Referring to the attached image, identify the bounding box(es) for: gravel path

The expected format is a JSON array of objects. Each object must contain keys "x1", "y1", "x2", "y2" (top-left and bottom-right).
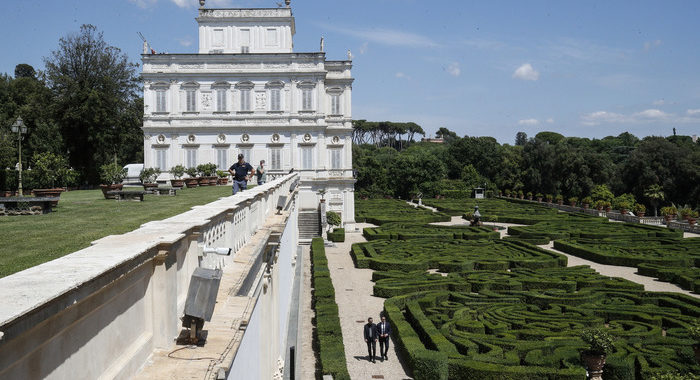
[
  {"x1": 325, "y1": 224, "x2": 413, "y2": 380},
  {"x1": 538, "y1": 241, "x2": 699, "y2": 298}
]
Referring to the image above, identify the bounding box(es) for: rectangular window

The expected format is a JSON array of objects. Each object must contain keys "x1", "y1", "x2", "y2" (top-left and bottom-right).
[
  {"x1": 155, "y1": 148, "x2": 167, "y2": 172},
  {"x1": 240, "y1": 29, "x2": 250, "y2": 52},
  {"x1": 213, "y1": 29, "x2": 224, "y2": 47},
  {"x1": 156, "y1": 90, "x2": 166, "y2": 112},
  {"x1": 217, "y1": 89, "x2": 227, "y2": 112},
  {"x1": 270, "y1": 148, "x2": 281, "y2": 170},
  {"x1": 186, "y1": 148, "x2": 198, "y2": 169},
  {"x1": 217, "y1": 149, "x2": 227, "y2": 171},
  {"x1": 186, "y1": 89, "x2": 196, "y2": 112},
  {"x1": 240, "y1": 89, "x2": 251, "y2": 111},
  {"x1": 302, "y1": 88, "x2": 313, "y2": 111},
  {"x1": 301, "y1": 146, "x2": 313, "y2": 170},
  {"x1": 270, "y1": 88, "x2": 281, "y2": 111},
  {"x1": 239, "y1": 148, "x2": 251, "y2": 163},
  {"x1": 266, "y1": 28, "x2": 278, "y2": 46},
  {"x1": 329, "y1": 148, "x2": 342, "y2": 169},
  {"x1": 331, "y1": 94, "x2": 340, "y2": 115}
]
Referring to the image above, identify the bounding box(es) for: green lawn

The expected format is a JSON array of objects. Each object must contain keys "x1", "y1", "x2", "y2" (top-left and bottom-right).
[{"x1": 0, "y1": 185, "x2": 233, "y2": 278}]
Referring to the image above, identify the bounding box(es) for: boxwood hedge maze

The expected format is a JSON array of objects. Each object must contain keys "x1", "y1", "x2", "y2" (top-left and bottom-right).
[{"x1": 353, "y1": 198, "x2": 700, "y2": 379}]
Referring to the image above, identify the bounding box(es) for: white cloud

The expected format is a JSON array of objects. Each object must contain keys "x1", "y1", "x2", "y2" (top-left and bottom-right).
[
  {"x1": 512, "y1": 63, "x2": 539, "y2": 81},
  {"x1": 635, "y1": 109, "x2": 668, "y2": 119},
  {"x1": 129, "y1": 0, "x2": 158, "y2": 8},
  {"x1": 446, "y1": 62, "x2": 460, "y2": 77},
  {"x1": 652, "y1": 99, "x2": 666, "y2": 106},
  {"x1": 317, "y1": 23, "x2": 440, "y2": 48},
  {"x1": 687, "y1": 109, "x2": 700, "y2": 115},
  {"x1": 581, "y1": 111, "x2": 628, "y2": 126},
  {"x1": 643, "y1": 39, "x2": 662, "y2": 51},
  {"x1": 545, "y1": 118, "x2": 554, "y2": 124},
  {"x1": 395, "y1": 72, "x2": 410, "y2": 79},
  {"x1": 359, "y1": 42, "x2": 368, "y2": 54},
  {"x1": 518, "y1": 118, "x2": 539, "y2": 126},
  {"x1": 178, "y1": 37, "x2": 193, "y2": 47}
]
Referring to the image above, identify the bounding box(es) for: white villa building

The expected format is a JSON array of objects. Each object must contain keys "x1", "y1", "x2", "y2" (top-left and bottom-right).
[{"x1": 142, "y1": 0, "x2": 355, "y2": 228}]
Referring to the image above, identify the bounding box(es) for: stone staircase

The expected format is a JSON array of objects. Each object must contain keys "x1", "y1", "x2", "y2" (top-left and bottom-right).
[{"x1": 298, "y1": 209, "x2": 320, "y2": 243}]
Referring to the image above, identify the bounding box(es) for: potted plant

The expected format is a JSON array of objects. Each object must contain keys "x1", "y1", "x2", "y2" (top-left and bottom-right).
[
  {"x1": 689, "y1": 320, "x2": 700, "y2": 363},
  {"x1": 185, "y1": 167, "x2": 199, "y2": 188},
  {"x1": 206, "y1": 163, "x2": 218, "y2": 185},
  {"x1": 604, "y1": 201, "x2": 612, "y2": 213},
  {"x1": 661, "y1": 206, "x2": 678, "y2": 223},
  {"x1": 216, "y1": 170, "x2": 229, "y2": 185},
  {"x1": 582, "y1": 196, "x2": 593, "y2": 209},
  {"x1": 99, "y1": 162, "x2": 127, "y2": 199},
  {"x1": 555, "y1": 194, "x2": 563, "y2": 205},
  {"x1": 139, "y1": 167, "x2": 161, "y2": 191},
  {"x1": 633, "y1": 203, "x2": 646, "y2": 217},
  {"x1": 526, "y1": 191, "x2": 533, "y2": 200},
  {"x1": 568, "y1": 196, "x2": 578, "y2": 207},
  {"x1": 30, "y1": 152, "x2": 78, "y2": 205},
  {"x1": 170, "y1": 165, "x2": 186, "y2": 188},
  {"x1": 545, "y1": 194, "x2": 553, "y2": 203},
  {"x1": 689, "y1": 210, "x2": 698, "y2": 226},
  {"x1": 536, "y1": 192, "x2": 543, "y2": 202},
  {"x1": 504, "y1": 189, "x2": 511, "y2": 198},
  {"x1": 580, "y1": 328, "x2": 614, "y2": 380},
  {"x1": 679, "y1": 207, "x2": 692, "y2": 221},
  {"x1": 617, "y1": 200, "x2": 632, "y2": 215},
  {"x1": 517, "y1": 190, "x2": 524, "y2": 199}
]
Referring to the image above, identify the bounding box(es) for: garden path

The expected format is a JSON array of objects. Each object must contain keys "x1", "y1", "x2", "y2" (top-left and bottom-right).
[
  {"x1": 426, "y1": 215, "x2": 700, "y2": 298},
  {"x1": 538, "y1": 242, "x2": 699, "y2": 298},
  {"x1": 325, "y1": 224, "x2": 413, "y2": 380}
]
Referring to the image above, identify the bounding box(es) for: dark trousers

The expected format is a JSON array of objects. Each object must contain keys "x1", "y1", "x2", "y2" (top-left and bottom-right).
[
  {"x1": 379, "y1": 336, "x2": 390, "y2": 356},
  {"x1": 366, "y1": 339, "x2": 376, "y2": 359}
]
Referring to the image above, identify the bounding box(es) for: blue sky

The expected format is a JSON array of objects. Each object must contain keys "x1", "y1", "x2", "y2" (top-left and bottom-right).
[{"x1": 2, "y1": 0, "x2": 700, "y2": 143}]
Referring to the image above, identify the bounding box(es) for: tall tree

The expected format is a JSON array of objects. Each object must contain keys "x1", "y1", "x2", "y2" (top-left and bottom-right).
[
  {"x1": 44, "y1": 24, "x2": 141, "y2": 184},
  {"x1": 515, "y1": 131, "x2": 528, "y2": 146}
]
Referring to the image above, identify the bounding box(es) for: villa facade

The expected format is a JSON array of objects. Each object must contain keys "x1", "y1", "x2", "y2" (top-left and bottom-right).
[{"x1": 141, "y1": 3, "x2": 355, "y2": 227}]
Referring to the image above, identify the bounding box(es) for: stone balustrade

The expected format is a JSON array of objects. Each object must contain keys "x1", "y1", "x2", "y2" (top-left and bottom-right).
[{"x1": 0, "y1": 173, "x2": 299, "y2": 380}]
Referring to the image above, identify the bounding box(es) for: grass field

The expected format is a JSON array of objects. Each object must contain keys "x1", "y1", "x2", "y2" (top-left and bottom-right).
[{"x1": 0, "y1": 185, "x2": 232, "y2": 278}]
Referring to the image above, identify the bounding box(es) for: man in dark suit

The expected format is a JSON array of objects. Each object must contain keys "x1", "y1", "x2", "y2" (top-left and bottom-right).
[
  {"x1": 377, "y1": 315, "x2": 392, "y2": 360},
  {"x1": 363, "y1": 317, "x2": 378, "y2": 363}
]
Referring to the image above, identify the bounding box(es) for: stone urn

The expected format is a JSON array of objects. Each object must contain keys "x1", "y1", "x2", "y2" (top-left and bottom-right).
[
  {"x1": 581, "y1": 352, "x2": 606, "y2": 380},
  {"x1": 32, "y1": 188, "x2": 64, "y2": 207},
  {"x1": 100, "y1": 184, "x2": 123, "y2": 199},
  {"x1": 170, "y1": 179, "x2": 185, "y2": 188}
]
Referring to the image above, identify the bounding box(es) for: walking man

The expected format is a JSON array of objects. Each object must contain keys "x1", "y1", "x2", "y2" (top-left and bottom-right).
[
  {"x1": 363, "y1": 317, "x2": 378, "y2": 363},
  {"x1": 228, "y1": 153, "x2": 253, "y2": 195},
  {"x1": 377, "y1": 315, "x2": 392, "y2": 361},
  {"x1": 256, "y1": 160, "x2": 267, "y2": 185}
]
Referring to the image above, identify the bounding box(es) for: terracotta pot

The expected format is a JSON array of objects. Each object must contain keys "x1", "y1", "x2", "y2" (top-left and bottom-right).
[
  {"x1": 569, "y1": 202, "x2": 576, "y2": 207},
  {"x1": 185, "y1": 178, "x2": 199, "y2": 188},
  {"x1": 519, "y1": 195, "x2": 524, "y2": 199},
  {"x1": 537, "y1": 197, "x2": 542, "y2": 202},
  {"x1": 620, "y1": 209, "x2": 628, "y2": 215},
  {"x1": 581, "y1": 352, "x2": 606, "y2": 380},
  {"x1": 557, "y1": 200, "x2": 563, "y2": 205},
  {"x1": 690, "y1": 218, "x2": 697, "y2": 226},
  {"x1": 0, "y1": 191, "x2": 12, "y2": 197},
  {"x1": 197, "y1": 177, "x2": 210, "y2": 186},
  {"x1": 208, "y1": 176, "x2": 217, "y2": 186},
  {"x1": 217, "y1": 178, "x2": 229, "y2": 185},
  {"x1": 32, "y1": 188, "x2": 64, "y2": 206},
  {"x1": 636, "y1": 212, "x2": 645, "y2": 217},
  {"x1": 605, "y1": 207, "x2": 612, "y2": 212},
  {"x1": 527, "y1": 196, "x2": 533, "y2": 200},
  {"x1": 170, "y1": 179, "x2": 185, "y2": 188},
  {"x1": 583, "y1": 204, "x2": 590, "y2": 209},
  {"x1": 143, "y1": 183, "x2": 158, "y2": 192},
  {"x1": 100, "y1": 184, "x2": 123, "y2": 199}
]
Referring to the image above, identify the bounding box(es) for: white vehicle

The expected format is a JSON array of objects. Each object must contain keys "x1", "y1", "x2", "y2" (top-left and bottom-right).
[{"x1": 122, "y1": 163, "x2": 144, "y2": 185}]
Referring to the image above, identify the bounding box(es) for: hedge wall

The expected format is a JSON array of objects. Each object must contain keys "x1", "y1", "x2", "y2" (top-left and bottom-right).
[{"x1": 310, "y1": 238, "x2": 350, "y2": 380}]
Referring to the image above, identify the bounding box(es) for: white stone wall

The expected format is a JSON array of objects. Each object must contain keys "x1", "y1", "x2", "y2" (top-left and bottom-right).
[{"x1": 0, "y1": 174, "x2": 299, "y2": 380}]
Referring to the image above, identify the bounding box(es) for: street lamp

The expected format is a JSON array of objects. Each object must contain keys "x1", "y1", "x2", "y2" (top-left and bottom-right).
[{"x1": 11, "y1": 117, "x2": 28, "y2": 197}]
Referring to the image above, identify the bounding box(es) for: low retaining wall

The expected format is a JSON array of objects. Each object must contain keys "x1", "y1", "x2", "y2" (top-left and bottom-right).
[{"x1": 0, "y1": 173, "x2": 298, "y2": 380}]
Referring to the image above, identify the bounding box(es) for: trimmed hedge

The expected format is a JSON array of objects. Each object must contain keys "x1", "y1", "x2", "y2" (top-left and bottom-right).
[
  {"x1": 310, "y1": 238, "x2": 350, "y2": 380},
  {"x1": 363, "y1": 222, "x2": 500, "y2": 241},
  {"x1": 356, "y1": 198, "x2": 451, "y2": 225},
  {"x1": 327, "y1": 228, "x2": 345, "y2": 242}
]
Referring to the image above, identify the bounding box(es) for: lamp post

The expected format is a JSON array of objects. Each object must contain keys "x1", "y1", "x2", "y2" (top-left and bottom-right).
[{"x1": 11, "y1": 117, "x2": 28, "y2": 197}]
